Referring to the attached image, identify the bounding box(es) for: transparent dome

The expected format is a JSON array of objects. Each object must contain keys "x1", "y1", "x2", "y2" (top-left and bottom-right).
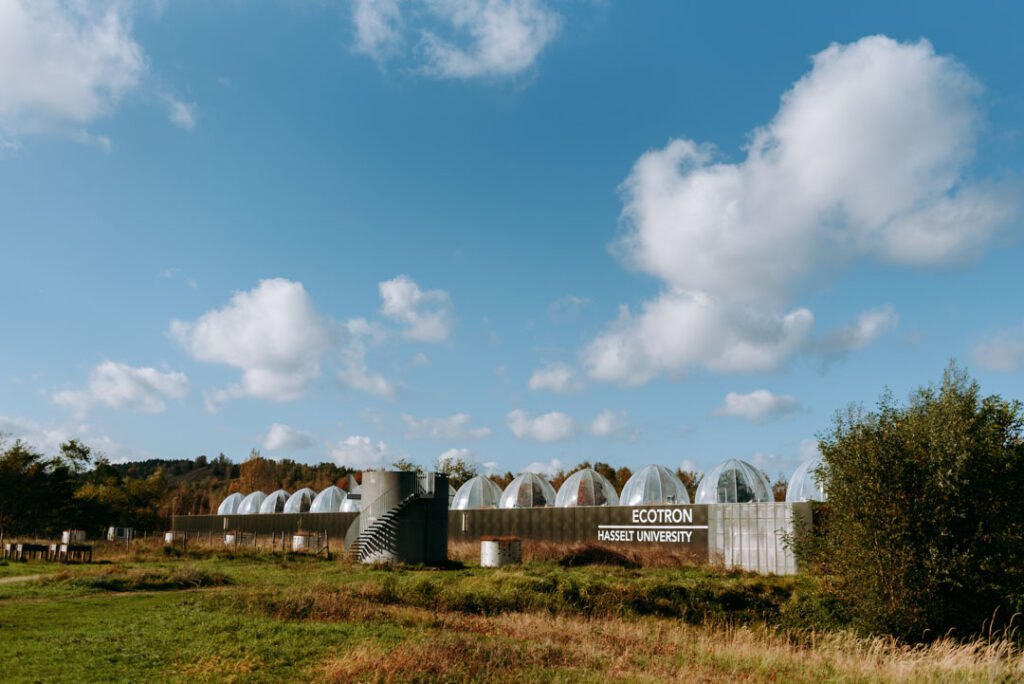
[
  {"x1": 340, "y1": 496, "x2": 360, "y2": 513},
  {"x1": 620, "y1": 464, "x2": 690, "y2": 506},
  {"x1": 786, "y1": 454, "x2": 827, "y2": 502},
  {"x1": 310, "y1": 486, "x2": 347, "y2": 513},
  {"x1": 555, "y1": 468, "x2": 619, "y2": 507},
  {"x1": 694, "y1": 459, "x2": 771, "y2": 504},
  {"x1": 283, "y1": 488, "x2": 317, "y2": 513},
  {"x1": 237, "y1": 491, "x2": 266, "y2": 515},
  {"x1": 451, "y1": 475, "x2": 502, "y2": 510},
  {"x1": 217, "y1": 492, "x2": 244, "y2": 515},
  {"x1": 259, "y1": 489, "x2": 291, "y2": 514},
  {"x1": 499, "y1": 472, "x2": 556, "y2": 508}
]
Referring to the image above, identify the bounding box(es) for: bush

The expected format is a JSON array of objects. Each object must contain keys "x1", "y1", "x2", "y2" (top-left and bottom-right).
[{"x1": 800, "y1": 364, "x2": 1024, "y2": 640}]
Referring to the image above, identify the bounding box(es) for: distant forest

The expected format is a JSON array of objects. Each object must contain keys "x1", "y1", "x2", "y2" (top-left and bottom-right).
[{"x1": 0, "y1": 435, "x2": 786, "y2": 539}]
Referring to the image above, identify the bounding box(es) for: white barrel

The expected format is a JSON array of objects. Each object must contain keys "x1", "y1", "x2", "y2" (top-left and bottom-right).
[
  {"x1": 292, "y1": 534, "x2": 314, "y2": 551},
  {"x1": 480, "y1": 538, "x2": 522, "y2": 567},
  {"x1": 224, "y1": 534, "x2": 236, "y2": 546},
  {"x1": 164, "y1": 531, "x2": 185, "y2": 544}
]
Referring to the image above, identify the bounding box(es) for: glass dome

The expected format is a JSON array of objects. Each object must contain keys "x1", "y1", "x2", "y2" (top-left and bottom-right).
[
  {"x1": 259, "y1": 489, "x2": 291, "y2": 514},
  {"x1": 448, "y1": 484, "x2": 456, "y2": 507},
  {"x1": 694, "y1": 459, "x2": 771, "y2": 504},
  {"x1": 555, "y1": 468, "x2": 619, "y2": 507},
  {"x1": 451, "y1": 475, "x2": 502, "y2": 510},
  {"x1": 217, "y1": 492, "x2": 244, "y2": 515},
  {"x1": 340, "y1": 496, "x2": 360, "y2": 513},
  {"x1": 310, "y1": 486, "x2": 347, "y2": 513},
  {"x1": 499, "y1": 472, "x2": 556, "y2": 508},
  {"x1": 619, "y1": 464, "x2": 690, "y2": 506},
  {"x1": 283, "y1": 488, "x2": 317, "y2": 513},
  {"x1": 237, "y1": 491, "x2": 266, "y2": 515},
  {"x1": 786, "y1": 454, "x2": 827, "y2": 502}
]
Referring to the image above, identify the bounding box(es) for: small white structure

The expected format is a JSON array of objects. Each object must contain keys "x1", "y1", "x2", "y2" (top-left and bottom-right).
[
  {"x1": 451, "y1": 475, "x2": 503, "y2": 510},
  {"x1": 481, "y1": 538, "x2": 522, "y2": 567},
  {"x1": 695, "y1": 458, "x2": 772, "y2": 504},
  {"x1": 61, "y1": 530, "x2": 86, "y2": 544},
  {"x1": 217, "y1": 492, "x2": 244, "y2": 515},
  {"x1": 310, "y1": 486, "x2": 347, "y2": 513},
  {"x1": 224, "y1": 533, "x2": 237, "y2": 546},
  {"x1": 619, "y1": 464, "x2": 690, "y2": 506},
  {"x1": 237, "y1": 491, "x2": 267, "y2": 515},
  {"x1": 292, "y1": 534, "x2": 315, "y2": 551},
  {"x1": 107, "y1": 526, "x2": 133, "y2": 541},
  {"x1": 165, "y1": 531, "x2": 185, "y2": 544},
  {"x1": 259, "y1": 489, "x2": 291, "y2": 514},
  {"x1": 555, "y1": 468, "x2": 619, "y2": 507},
  {"x1": 786, "y1": 453, "x2": 827, "y2": 502},
  {"x1": 283, "y1": 488, "x2": 317, "y2": 513},
  {"x1": 498, "y1": 473, "x2": 556, "y2": 508}
]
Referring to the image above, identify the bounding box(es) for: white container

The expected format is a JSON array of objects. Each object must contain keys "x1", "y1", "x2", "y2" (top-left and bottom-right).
[
  {"x1": 292, "y1": 534, "x2": 314, "y2": 551},
  {"x1": 224, "y1": 534, "x2": 236, "y2": 546},
  {"x1": 62, "y1": 530, "x2": 86, "y2": 544},
  {"x1": 165, "y1": 531, "x2": 185, "y2": 544},
  {"x1": 481, "y1": 538, "x2": 522, "y2": 567}
]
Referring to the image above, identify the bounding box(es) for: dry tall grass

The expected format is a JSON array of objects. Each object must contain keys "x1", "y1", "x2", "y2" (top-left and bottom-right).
[{"x1": 317, "y1": 605, "x2": 1024, "y2": 683}]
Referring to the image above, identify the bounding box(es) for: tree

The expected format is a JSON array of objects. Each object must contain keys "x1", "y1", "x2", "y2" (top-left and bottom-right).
[
  {"x1": 391, "y1": 458, "x2": 422, "y2": 473},
  {"x1": 801, "y1": 363, "x2": 1024, "y2": 640},
  {"x1": 771, "y1": 475, "x2": 788, "y2": 502},
  {"x1": 676, "y1": 469, "x2": 702, "y2": 502},
  {"x1": 434, "y1": 454, "x2": 477, "y2": 489}
]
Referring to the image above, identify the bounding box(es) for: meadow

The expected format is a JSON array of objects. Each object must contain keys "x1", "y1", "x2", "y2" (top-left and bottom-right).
[{"x1": 1, "y1": 540, "x2": 1022, "y2": 683}]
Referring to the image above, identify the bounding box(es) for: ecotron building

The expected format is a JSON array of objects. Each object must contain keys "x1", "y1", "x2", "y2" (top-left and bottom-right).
[{"x1": 173, "y1": 457, "x2": 817, "y2": 574}]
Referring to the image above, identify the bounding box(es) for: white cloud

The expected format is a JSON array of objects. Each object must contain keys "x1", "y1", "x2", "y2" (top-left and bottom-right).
[
  {"x1": 522, "y1": 457, "x2": 564, "y2": 478},
  {"x1": 53, "y1": 361, "x2": 188, "y2": 418},
  {"x1": 162, "y1": 93, "x2": 196, "y2": 130},
  {"x1": 262, "y1": 423, "x2": 316, "y2": 451},
  {"x1": 329, "y1": 435, "x2": 401, "y2": 469},
  {"x1": 352, "y1": 0, "x2": 402, "y2": 60},
  {"x1": 505, "y1": 409, "x2": 576, "y2": 442},
  {"x1": 0, "y1": 414, "x2": 148, "y2": 462},
  {"x1": 588, "y1": 409, "x2": 628, "y2": 437},
  {"x1": 170, "y1": 278, "x2": 336, "y2": 409},
  {"x1": 713, "y1": 389, "x2": 802, "y2": 421},
  {"x1": 438, "y1": 447, "x2": 498, "y2": 475},
  {"x1": 798, "y1": 438, "x2": 822, "y2": 462},
  {"x1": 337, "y1": 317, "x2": 397, "y2": 399},
  {"x1": 586, "y1": 36, "x2": 1016, "y2": 386},
  {"x1": 352, "y1": 0, "x2": 561, "y2": 80},
  {"x1": 379, "y1": 275, "x2": 453, "y2": 342},
  {"x1": 403, "y1": 413, "x2": 492, "y2": 440},
  {"x1": 547, "y1": 295, "x2": 591, "y2": 322},
  {"x1": 528, "y1": 361, "x2": 585, "y2": 394},
  {"x1": 0, "y1": 1, "x2": 193, "y2": 143},
  {"x1": 584, "y1": 293, "x2": 815, "y2": 386},
  {"x1": 411, "y1": 352, "x2": 430, "y2": 366},
  {"x1": 815, "y1": 306, "x2": 899, "y2": 361},
  {"x1": 970, "y1": 328, "x2": 1024, "y2": 372}
]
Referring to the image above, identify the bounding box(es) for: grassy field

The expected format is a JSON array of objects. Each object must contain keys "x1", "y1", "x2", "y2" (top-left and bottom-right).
[{"x1": 1, "y1": 543, "x2": 1022, "y2": 682}]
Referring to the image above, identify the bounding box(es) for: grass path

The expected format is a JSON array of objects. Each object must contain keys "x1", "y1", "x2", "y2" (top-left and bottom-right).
[{"x1": 0, "y1": 574, "x2": 43, "y2": 584}]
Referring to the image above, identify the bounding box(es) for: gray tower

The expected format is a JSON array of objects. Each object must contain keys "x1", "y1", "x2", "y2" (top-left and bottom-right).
[{"x1": 345, "y1": 471, "x2": 448, "y2": 564}]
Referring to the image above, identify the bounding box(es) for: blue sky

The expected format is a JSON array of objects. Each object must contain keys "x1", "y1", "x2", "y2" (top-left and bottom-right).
[{"x1": 1, "y1": 0, "x2": 1022, "y2": 480}]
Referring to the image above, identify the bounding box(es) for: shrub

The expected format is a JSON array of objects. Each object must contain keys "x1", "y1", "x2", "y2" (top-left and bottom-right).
[{"x1": 800, "y1": 364, "x2": 1024, "y2": 640}]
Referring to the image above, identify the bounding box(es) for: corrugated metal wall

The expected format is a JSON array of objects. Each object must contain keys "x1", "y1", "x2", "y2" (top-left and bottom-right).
[
  {"x1": 707, "y1": 503, "x2": 810, "y2": 575},
  {"x1": 174, "y1": 512, "x2": 357, "y2": 538}
]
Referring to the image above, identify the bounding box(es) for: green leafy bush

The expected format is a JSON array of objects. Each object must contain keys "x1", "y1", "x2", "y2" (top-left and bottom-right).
[{"x1": 799, "y1": 364, "x2": 1024, "y2": 640}]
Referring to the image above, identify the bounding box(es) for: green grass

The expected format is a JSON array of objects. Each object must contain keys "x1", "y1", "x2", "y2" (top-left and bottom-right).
[{"x1": 1, "y1": 549, "x2": 1021, "y2": 682}]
